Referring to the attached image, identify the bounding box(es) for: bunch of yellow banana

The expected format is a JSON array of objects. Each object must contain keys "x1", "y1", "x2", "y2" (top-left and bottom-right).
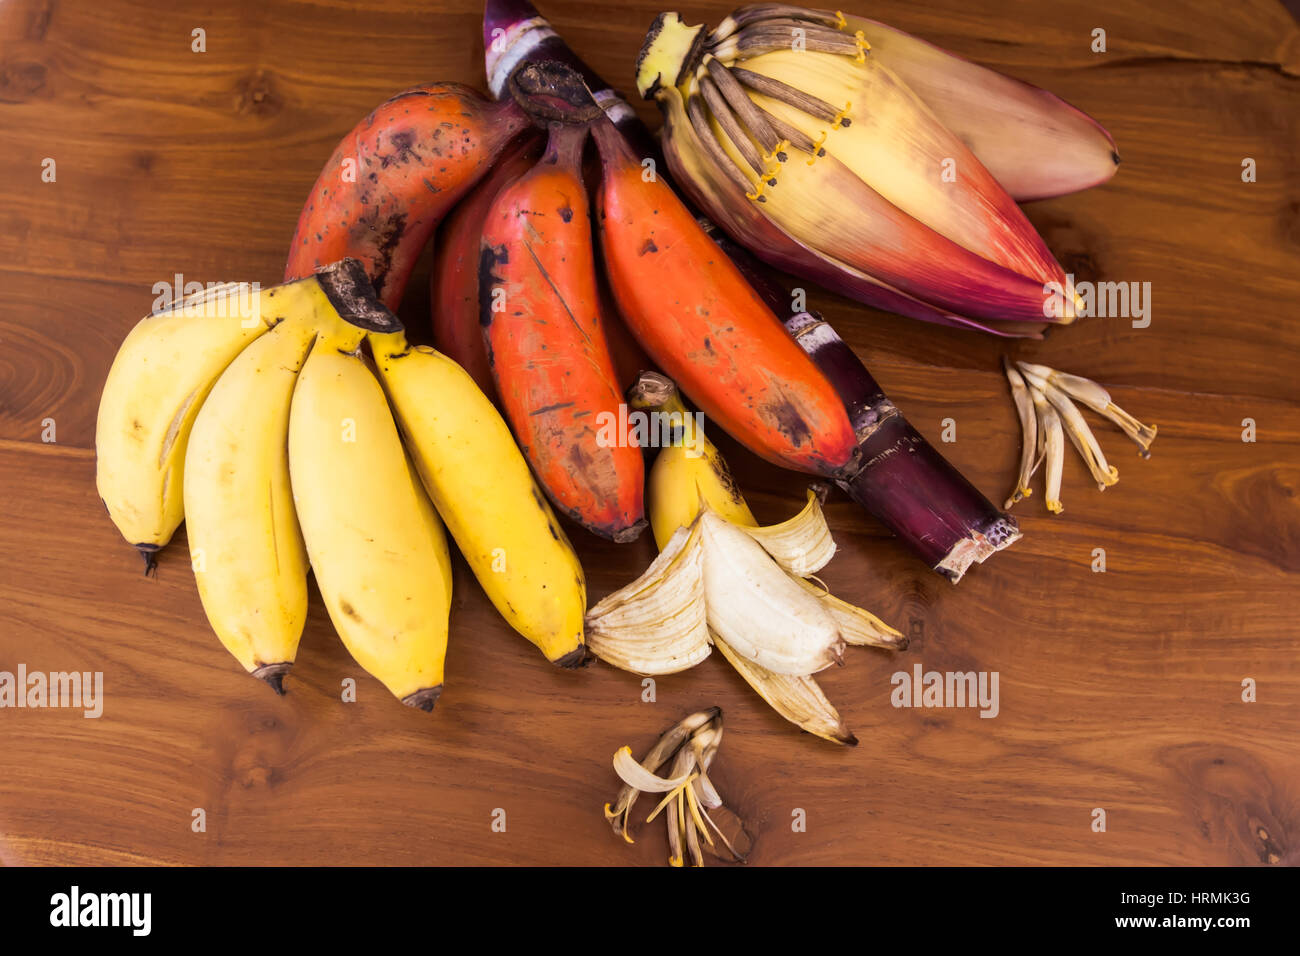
[
  {"x1": 585, "y1": 373, "x2": 906, "y2": 744},
  {"x1": 95, "y1": 259, "x2": 586, "y2": 708},
  {"x1": 1002, "y1": 360, "x2": 1158, "y2": 514}
]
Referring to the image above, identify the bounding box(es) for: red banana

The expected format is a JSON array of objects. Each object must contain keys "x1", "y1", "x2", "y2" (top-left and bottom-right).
[
  {"x1": 285, "y1": 83, "x2": 529, "y2": 308},
  {"x1": 479, "y1": 121, "x2": 646, "y2": 542},
  {"x1": 592, "y1": 119, "x2": 857, "y2": 477}
]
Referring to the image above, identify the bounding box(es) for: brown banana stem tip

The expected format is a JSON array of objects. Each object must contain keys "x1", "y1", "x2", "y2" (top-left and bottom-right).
[
  {"x1": 315, "y1": 259, "x2": 404, "y2": 333},
  {"x1": 508, "y1": 60, "x2": 604, "y2": 124},
  {"x1": 135, "y1": 544, "x2": 160, "y2": 577},
  {"x1": 401, "y1": 686, "x2": 443, "y2": 712},
  {"x1": 553, "y1": 647, "x2": 594, "y2": 669},
  {"x1": 251, "y1": 662, "x2": 292, "y2": 696},
  {"x1": 626, "y1": 370, "x2": 677, "y2": 410},
  {"x1": 611, "y1": 519, "x2": 650, "y2": 544}
]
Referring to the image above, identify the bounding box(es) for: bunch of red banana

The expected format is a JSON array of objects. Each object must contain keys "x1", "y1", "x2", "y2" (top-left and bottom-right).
[{"x1": 285, "y1": 53, "x2": 857, "y2": 545}]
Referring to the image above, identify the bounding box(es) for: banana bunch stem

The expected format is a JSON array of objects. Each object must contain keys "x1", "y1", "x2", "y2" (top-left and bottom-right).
[{"x1": 709, "y1": 225, "x2": 1021, "y2": 583}]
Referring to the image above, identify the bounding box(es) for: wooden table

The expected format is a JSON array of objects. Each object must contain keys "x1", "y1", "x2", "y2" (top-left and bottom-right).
[{"x1": 1, "y1": 0, "x2": 1297, "y2": 866}]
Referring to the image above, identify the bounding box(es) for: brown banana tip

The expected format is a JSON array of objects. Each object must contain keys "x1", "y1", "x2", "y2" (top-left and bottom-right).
[
  {"x1": 508, "y1": 60, "x2": 603, "y2": 123},
  {"x1": 316, "y1": 258, "x2": 403, "y2": 334},
  {"x1": 829, "y1": 446, "x2": 866, "y2": 483},
  {"x1": 626, "y1": 370, "x2": 676, "y2": 408},
  {"x1": 611, "y1": 519, "x2": 649, "y2": 544},
  {"x1": 401, "y1": 686, "x2": 443, "y2": 712},
  {"x1": 842, "y1": 732, "x2": 859, "y2": 747},
  {"x1": 135, "y1": 544, "x2": 160, "y2": 577},
  {"x1": 1112, "y1": 150, "x2": 1122, "y2": 167},
  {"x1": 552, "y1": 647, "x2": 593, "y2": 669},
  {"x1": 251, "y1": 662, "x2": 292, "y2": 696}
]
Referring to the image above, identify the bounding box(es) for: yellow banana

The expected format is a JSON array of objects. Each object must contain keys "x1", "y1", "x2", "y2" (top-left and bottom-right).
[
  {"x1": 629, "y1": 371, "x2": 755, "y2": 550},
  {"x1": 288, "y1": 338, "x2": 452, "y2": 709},
  {"x1": 181, "y1": 281, "x2": 344, "y2": 693},
  {"x1": 698, "y1": 509, "x2": 845, "y2": 676},
  {"x1": 95, "y1": 279, "x2": 309, "y2": 567},
  {"x1": 368, "y1": 331, "x2": 586, "y2": 666}
]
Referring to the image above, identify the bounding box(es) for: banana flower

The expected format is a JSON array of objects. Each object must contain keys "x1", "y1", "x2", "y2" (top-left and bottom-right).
[{"x1": 635, "y1": 6, "x2": 1119, "y2": 337}]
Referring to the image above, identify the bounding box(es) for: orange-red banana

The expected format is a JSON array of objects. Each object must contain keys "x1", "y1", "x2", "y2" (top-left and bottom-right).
[
  {"x1": 591, "y1": 119, "x2": 857, "y2": 476},
  {"x1": 433, "y1": 134, "x2": 652, "y2": 400},
  {"x1": 479, "y1": 121, "x2": 646, "y2": 542},
  {"x1": 431, "y1": 134, "x2": 543, "y2": 401},
  {"x1": 596, "y1": 262, "x2": 655, "y2": 393},
  {"x1": 285, "y1": 83, "x2": 529, "y2": 308}
]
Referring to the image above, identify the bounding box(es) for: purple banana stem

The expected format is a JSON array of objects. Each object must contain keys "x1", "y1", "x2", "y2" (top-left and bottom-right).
[
  {"x1": 485, "y1": 0, "x2": 649, "y2": 148},
  {"x1": 712, "y1": 226, "x2": 1021, "y2": 581}
]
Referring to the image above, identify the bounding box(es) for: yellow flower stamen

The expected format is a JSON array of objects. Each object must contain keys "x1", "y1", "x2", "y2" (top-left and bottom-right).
[
  {"x1": 832, "y1": 102, "x2": 852, "y2": 128},
  {"x1": 807, "y1": 130, "x2": 827, "y2": 166},
  {"x1": 645, "y1": 773, "x2": 698, "y2": 824},
  {"x1": 603, "y1": 801, "x2": 636, "y2": 844},
  {"x1": 762, "y1": 138, "x2": 791, "y2": 166},
  {"x1": 834, "y1": 10, "x2": 847, "y2": 30},
  {"x1": 684, "y1": 784, "x2": 714, "y2": 847},
  {"x1": 854, "y1": 30, "x2": 870, "y2": 60}
]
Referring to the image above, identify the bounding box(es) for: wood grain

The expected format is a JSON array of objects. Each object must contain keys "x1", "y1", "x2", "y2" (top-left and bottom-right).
[{"x1": 0, "y1": 0, "x2": 1297, "y2": 866}]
